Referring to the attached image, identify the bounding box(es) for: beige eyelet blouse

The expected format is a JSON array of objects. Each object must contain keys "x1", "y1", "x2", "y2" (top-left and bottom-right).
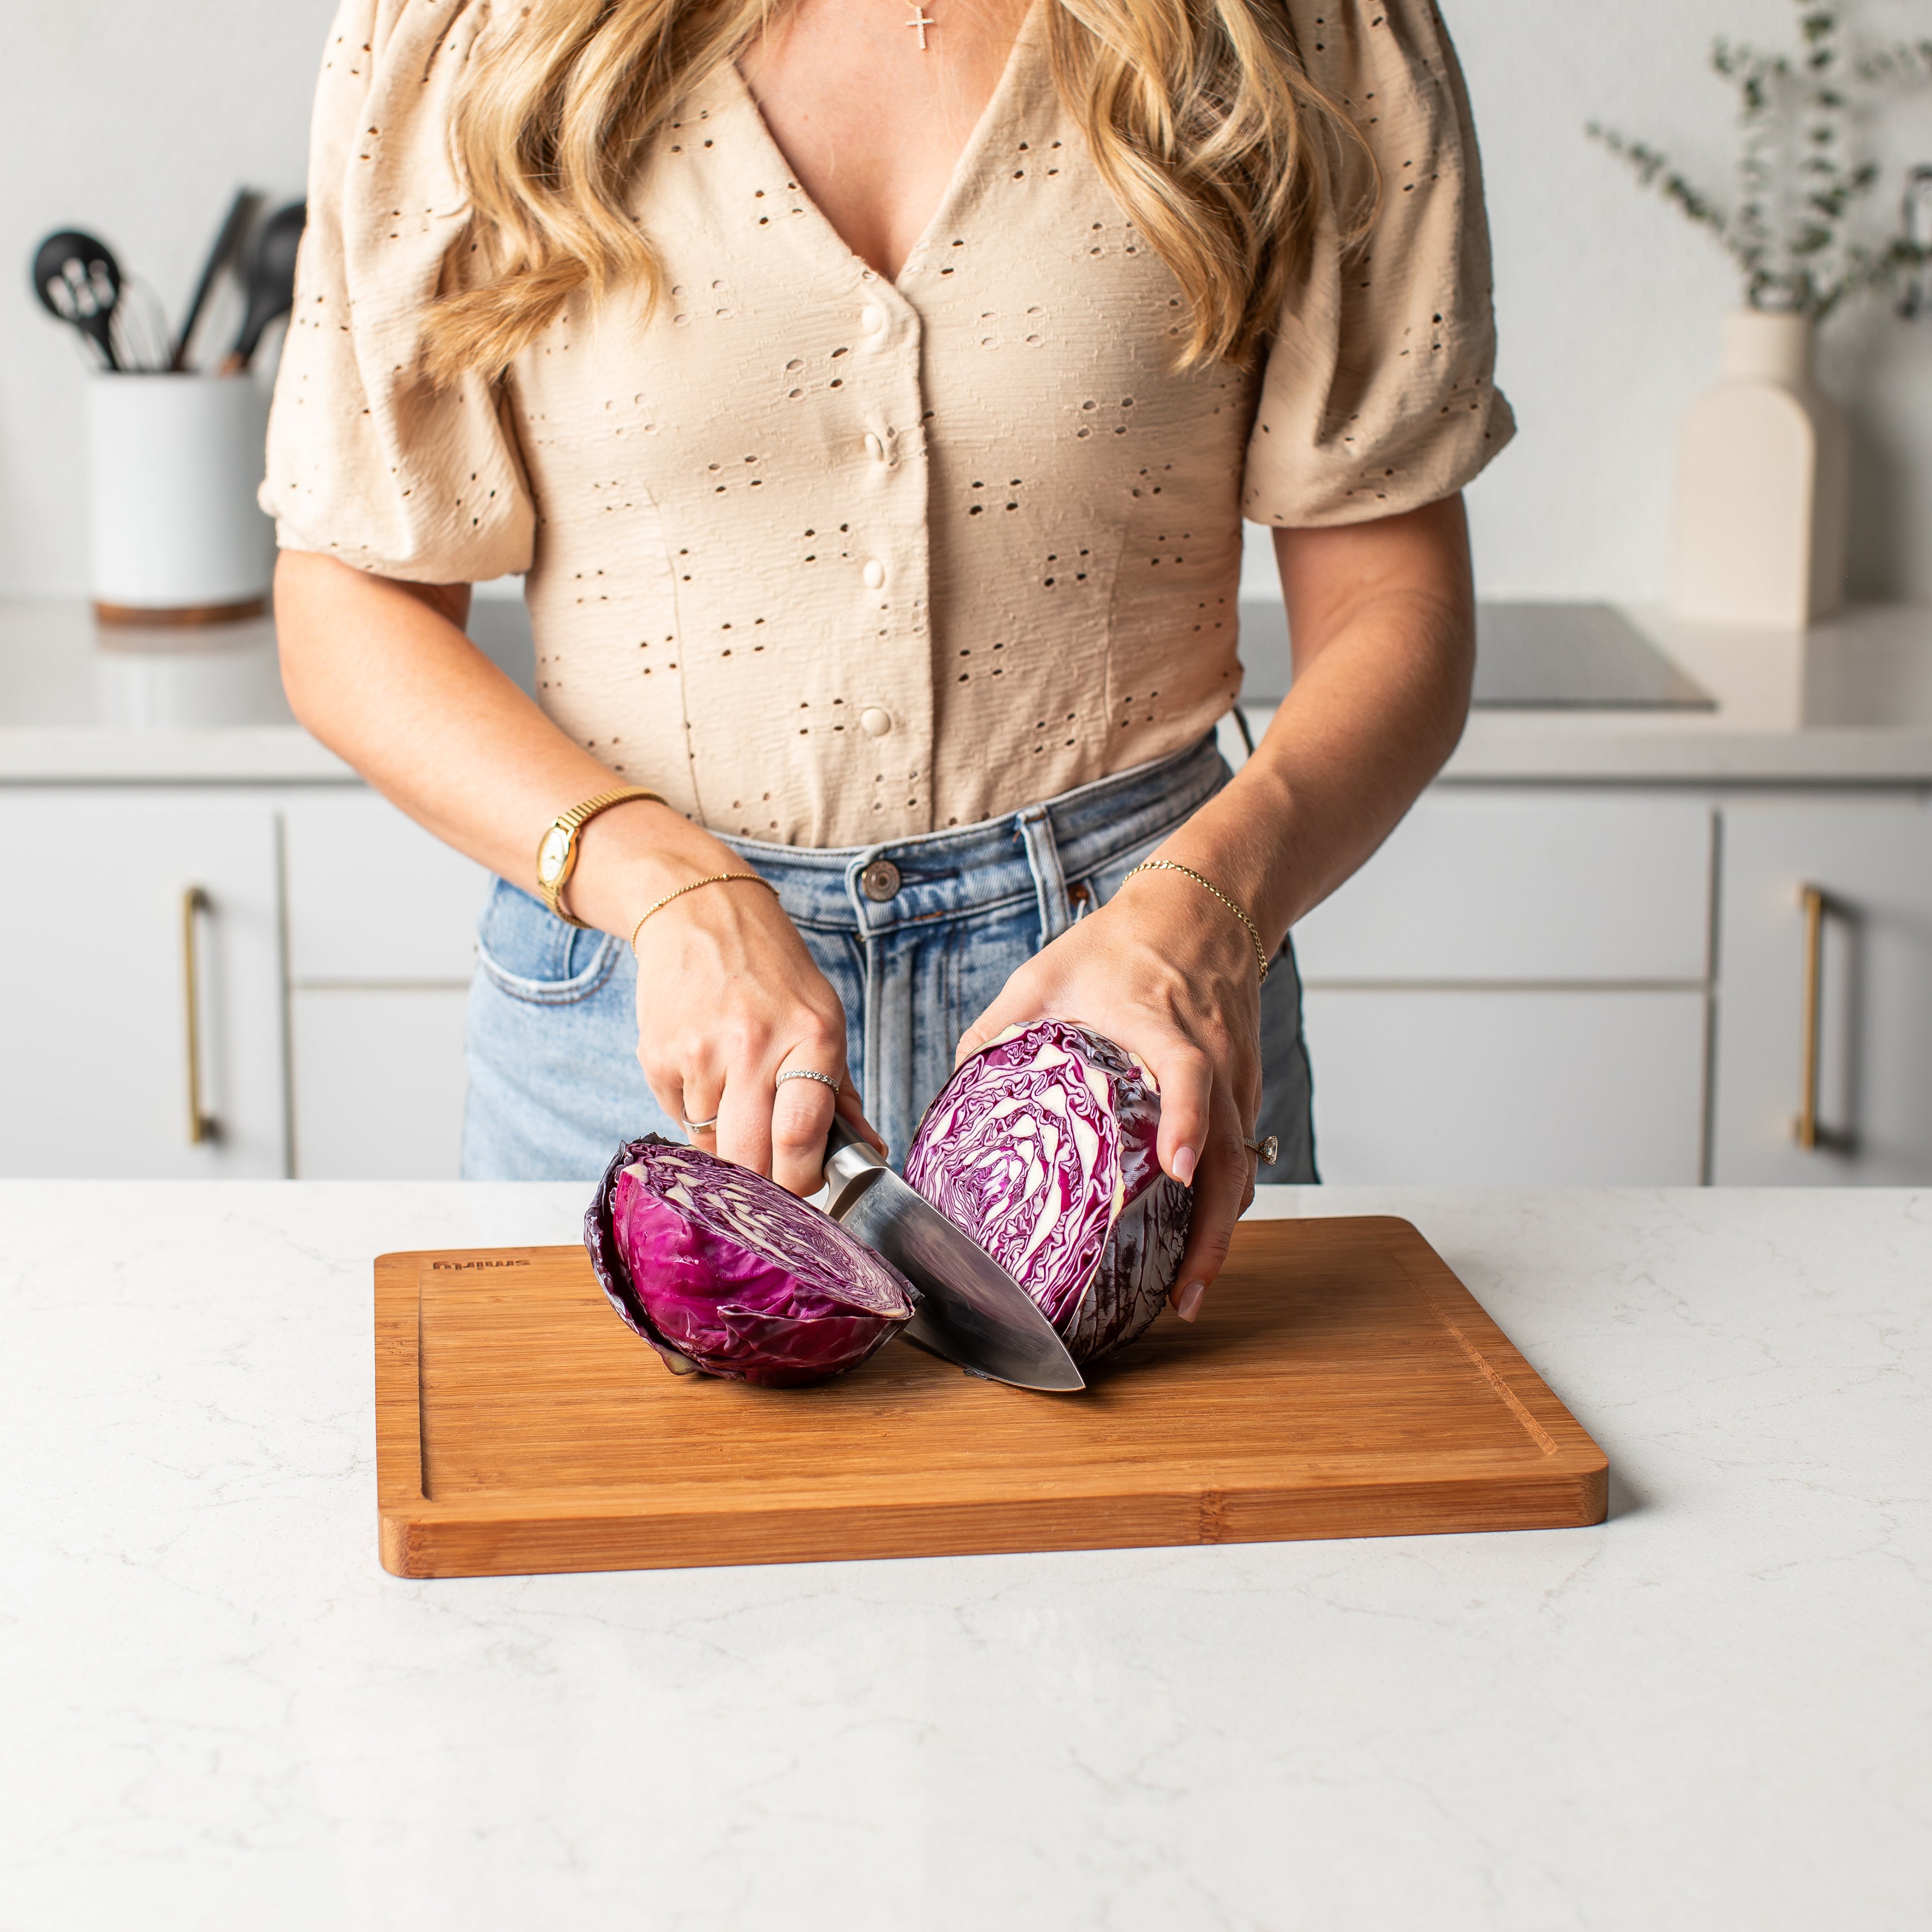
[{"x1": 263, "y1": 0, "x2": 1513, "y2": 848}]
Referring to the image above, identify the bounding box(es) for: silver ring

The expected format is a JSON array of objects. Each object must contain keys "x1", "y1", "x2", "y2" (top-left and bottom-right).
[
  {"x1": 775, "y1": 1069, "x2": 841, "y2": 1097},
  {"x1": 1244, "y1": 1135, "x2": 1279, "y2": 1166},
  {"x1": 681, "y1": 1115, "x2": 718, "y2": 1134}
]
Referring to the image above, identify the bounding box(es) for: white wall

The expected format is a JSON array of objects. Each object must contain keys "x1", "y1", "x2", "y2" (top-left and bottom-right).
[
  {"x1": 5, "y1": 0, "x2": 1931, "y2": 603},
  {"x1": 1450, "y1": 0, "x2": 1932, "y2": 606},
  {"x1": 1, "y1": 0, "x2": 336, "y2": 596}
]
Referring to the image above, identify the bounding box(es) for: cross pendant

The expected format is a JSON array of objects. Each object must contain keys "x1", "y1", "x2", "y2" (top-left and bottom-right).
[{"x1": 905, "y1": 4, "x2": 934, "y2": 50}]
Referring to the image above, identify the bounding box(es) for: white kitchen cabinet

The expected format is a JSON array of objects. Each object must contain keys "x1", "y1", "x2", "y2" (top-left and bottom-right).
[
  {"x1": 0, "y1": 786, "x2": 485, "y2": 1181},
  {"x1": 1304, "y1": 987, "x2": 1708, "y2": 1184},
  {"x1": 281, "y1": 792, "x2": 486, "y2": 1179},
  {"x1": 1294, "y1": 793, "x2": 1714, "y2": 984},
  {"x1": 290, "y1": 987, "x2": 471, "y2": 1179},
  {"x1": 282, "y1": 793, "x2": 490, "y2": 983},
  {"x1": 1291, "y1": 789, "x2": 1714, "y2": 1184},
  {"x1": 0, "y1": 790, "x2": 286, "y2": 1176},
  {"x1": 1712, "y1": 798, "x2": 1932, "y2": 1184}
]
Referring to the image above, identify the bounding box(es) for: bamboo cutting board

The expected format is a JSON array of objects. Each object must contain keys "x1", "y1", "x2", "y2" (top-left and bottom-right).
[{"x1": 375, "y1": 1216, "x2": 1606, "y2": 1578}]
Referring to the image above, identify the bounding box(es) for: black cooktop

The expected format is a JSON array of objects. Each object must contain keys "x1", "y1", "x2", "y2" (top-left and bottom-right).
[
  {"x1": 1236, "y1": 600, "x2": 1715, "y2": 711},
  {"x1": 1471, "y1": 603, "x2": 1714, "y2": 710}
]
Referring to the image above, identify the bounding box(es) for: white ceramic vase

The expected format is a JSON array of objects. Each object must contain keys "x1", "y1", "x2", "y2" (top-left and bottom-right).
[
  {"x1": 86, "y1": 373, "x2": 276, "y2": 624},
  {"x1": 1670, "y1": 309, "x2": 1849, "y2": 630}
]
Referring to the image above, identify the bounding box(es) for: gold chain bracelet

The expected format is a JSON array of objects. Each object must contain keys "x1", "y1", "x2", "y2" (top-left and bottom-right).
[
  {"x1": 629, "y1": 872, "x2": 777, "y2": 955},
  {"x1": 1120, "y1": 859, "x2": 1271, "y2": 986}
]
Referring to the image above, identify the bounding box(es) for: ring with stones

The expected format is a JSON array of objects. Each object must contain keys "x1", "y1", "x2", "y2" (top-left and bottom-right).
[
  {"x1": 1244, "y1": 1135, "x2": 1279, "y2": 1166},
  {"x1": 775, "y1": 1069, "x2": 841, "y2": 1098}
]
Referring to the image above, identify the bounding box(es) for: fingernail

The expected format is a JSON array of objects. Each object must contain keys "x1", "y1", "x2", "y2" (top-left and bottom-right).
[
  {"x1": 1172, "y1": 1146, "x2": 1197, "y2": 1187},
  {"x1": 1174, "y1": 1279, "x2": 1206, "y2": 1323}
]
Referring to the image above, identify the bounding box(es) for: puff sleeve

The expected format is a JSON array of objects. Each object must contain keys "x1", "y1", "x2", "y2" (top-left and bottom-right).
[
  {"x1": 261, "y1": 0, "x2": 535, "y2": 582},
  {"x1": 1242, "y1": 0, "x2": 1514, "y2": 526}
]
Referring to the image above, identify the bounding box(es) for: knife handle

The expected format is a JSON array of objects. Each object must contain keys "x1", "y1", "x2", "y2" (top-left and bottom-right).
[{"x1": 822, "y1": 1112, "x2": 887, "y2": 1217}]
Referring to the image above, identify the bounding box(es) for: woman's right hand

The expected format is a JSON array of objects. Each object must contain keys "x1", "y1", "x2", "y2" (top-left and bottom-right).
[
  {"x1": 572, "y1": 804, "x2": 880, "y2": 1196},
  {"x1": 629, "y1": 870, "x2": 879, "y2": 1195},
  {"x1": 271, "y1": 559, "x2": 878, "y2": 1194}
]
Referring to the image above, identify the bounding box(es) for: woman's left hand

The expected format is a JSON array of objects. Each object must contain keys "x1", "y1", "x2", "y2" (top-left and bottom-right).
[{"x1": 953, "y1": 864, "x2": 1265, "y2": 1323}]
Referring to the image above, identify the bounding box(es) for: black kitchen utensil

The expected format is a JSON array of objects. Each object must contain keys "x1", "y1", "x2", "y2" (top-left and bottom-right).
[
  {"x1": 173, "y1": 187, "x2": 264, "y2": 371},
  {"x1": 220, "y1": 201, "x2": 306, "y2": 374},
  {"x1": 1900, "y1": 167, "x2": 1932, "y2": 322},
  {"x1": 31, "y1": 229, "x2": 123, "y2": 371}
]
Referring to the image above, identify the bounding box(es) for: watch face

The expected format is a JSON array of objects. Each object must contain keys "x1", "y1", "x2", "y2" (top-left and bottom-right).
[{"x1": 537, "y1": 827, "x2": 571, "y2": 885}]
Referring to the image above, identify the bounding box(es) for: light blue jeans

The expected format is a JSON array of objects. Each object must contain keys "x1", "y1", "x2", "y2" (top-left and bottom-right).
[{"x1": 461, "y1": 734, "x2": 1317, "y2": 1182}]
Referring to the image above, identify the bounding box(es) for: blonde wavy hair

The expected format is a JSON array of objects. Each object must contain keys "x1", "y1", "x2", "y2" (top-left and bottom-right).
[{"x1": 424, "y1": 0, "x2": 1366, "y2": 384}]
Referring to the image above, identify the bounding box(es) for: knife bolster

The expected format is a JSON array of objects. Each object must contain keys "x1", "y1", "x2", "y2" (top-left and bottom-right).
[{"x1": 823, "y1": 1137, "x2": 889, "y2": 1219}]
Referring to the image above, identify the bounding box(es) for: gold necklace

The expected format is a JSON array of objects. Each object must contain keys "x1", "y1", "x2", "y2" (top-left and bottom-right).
[{"x1": 904, "y1": 2, "x2": 934, "y2": 50}]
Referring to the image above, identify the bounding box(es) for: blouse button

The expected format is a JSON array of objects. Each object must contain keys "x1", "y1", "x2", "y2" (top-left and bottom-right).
[
  {"x1": 862, "y1": 559, "x2": 887, "y2": 590},
  {"x1": 861, "y1": 304, "x2": 886, "y2": 334},
  {"x1": 864, "y1": 432, "x2": 886, "y2": 463},
  {"x1": 860, "y1": 706, "x2": 893, "y2": 738}
]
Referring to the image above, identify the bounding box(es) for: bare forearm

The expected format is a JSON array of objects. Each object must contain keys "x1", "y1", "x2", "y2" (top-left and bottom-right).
[
  {"x1": 1156, "y1": 496, "x2": 1475, "y2": 947},
  {"x1": 273, "y1": 550, "x2": 733, "y2": 933}
]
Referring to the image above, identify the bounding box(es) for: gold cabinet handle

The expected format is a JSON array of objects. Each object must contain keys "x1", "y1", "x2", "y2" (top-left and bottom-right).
[
  {"x1": 1794, "y1": 883, "x2": 1854, "y2": 1155},
  {"x1": 182, "y1": 887, "x2": 218, "y2": 1145}
]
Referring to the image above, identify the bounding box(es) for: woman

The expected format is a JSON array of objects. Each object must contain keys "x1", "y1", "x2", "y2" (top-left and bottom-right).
[{"x1": 267, "y1": 0, "x2": 1510, "y2": 1322}]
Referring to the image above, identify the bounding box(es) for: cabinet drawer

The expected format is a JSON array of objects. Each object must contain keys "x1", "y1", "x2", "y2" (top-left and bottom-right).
[
  {"x1": 1304, "y1": 986, "x2": 1707, "y2": 1184},
  {"x1": 1293, "y1": 793, "x2": 1713, "y2": 984},
  {"x1": 0, "y1": 790, "x2": 287, "y2": 1178},
  {"x1": 1712, "y1": 798, "x2": 1932, "y2": 1184},
  {"x1": 283, "y1": 794, "x2": 490, "y2": 983},
  {"x1": 290, "y1": 987, "x2": 469, "y2": 1179}
]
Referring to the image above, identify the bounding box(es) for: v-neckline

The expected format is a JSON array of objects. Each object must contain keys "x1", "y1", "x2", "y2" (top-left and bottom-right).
[{"x1": 726, "y1": 3, "x2": 1040, "y2": 293}]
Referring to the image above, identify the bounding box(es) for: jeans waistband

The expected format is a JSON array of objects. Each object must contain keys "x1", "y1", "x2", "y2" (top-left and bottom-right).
[{"x1": 718, "y1": 734, "x2": 1227, "y2": 940}]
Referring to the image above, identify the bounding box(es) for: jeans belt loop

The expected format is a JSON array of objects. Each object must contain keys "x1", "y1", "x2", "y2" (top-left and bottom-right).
[
  {"x1": 1015, "y1": 803, "x2": 1072, "y2": 949},
  {"x1": 843, "y1": 850, "x2": 883, "y2": 935}
]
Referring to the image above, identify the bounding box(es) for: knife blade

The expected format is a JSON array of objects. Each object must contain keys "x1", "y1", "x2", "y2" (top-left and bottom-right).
[{"x1": 823, "y1": 1119, "x2": 1084, "y2": 1393}]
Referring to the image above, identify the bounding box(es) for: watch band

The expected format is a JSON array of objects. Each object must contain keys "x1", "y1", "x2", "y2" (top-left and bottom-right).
[{"x1": 535, "y1": 787, "x2": 665, "y2": 927}]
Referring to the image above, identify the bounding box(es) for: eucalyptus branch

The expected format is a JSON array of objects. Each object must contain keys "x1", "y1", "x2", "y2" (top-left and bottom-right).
[
  {"x1": 1589, "y1": 0, "x2": 1932, "y2": 321},
  {"x1": 1585, "y1": 124, "x2": 1754, "y2": 272},
  {"x1": 1857, "y1": 40, "x2": 1932, "y2": 85}
]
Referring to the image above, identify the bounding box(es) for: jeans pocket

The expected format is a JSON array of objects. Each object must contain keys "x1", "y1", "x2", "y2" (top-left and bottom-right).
[
  {"x1": 1083, "y1": 823, "x2": 1204, "y2": 909},
  {"x1": 1074, "y1": 756, "x2": 1232, "y2": 910},
  {"x1": 474, "y1": 878, "x2": 622, "y2": 1006}
]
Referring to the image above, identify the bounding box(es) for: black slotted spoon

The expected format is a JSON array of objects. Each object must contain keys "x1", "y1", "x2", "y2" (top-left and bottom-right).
[{"x1": 31, "y1": 229, "x2": 123, "y2": 370}]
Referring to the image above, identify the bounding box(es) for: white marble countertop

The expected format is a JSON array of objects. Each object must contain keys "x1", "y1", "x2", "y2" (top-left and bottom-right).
[
  {"x1": 1437, "y1": 604, "x2": 1932, "y2": 785},
  {"x1": 5, "y1": 596, "x2": 1931, "y2": 786},
  {"x1": 0, "y1": 600, "x2": 347, "y2": 782},
  {"x1": 1251, "y1": 602, "x2": 1932, "y2": 787},
  {"x1": 3, "y1": 1181, "x2": 1926, "y2": 1929}
]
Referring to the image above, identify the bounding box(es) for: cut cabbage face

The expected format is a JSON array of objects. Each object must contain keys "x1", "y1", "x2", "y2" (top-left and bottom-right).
[
  {"x1": 585, "y1": 1136, "x2": 914, "y2": 1387},
  {"x1": 906, "y1": 1020, "x2": 1191, "y2": 1362}
]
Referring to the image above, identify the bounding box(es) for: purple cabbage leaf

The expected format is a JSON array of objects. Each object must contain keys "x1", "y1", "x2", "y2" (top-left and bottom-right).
[
  {"x1": 905, "y1": 1020, "x2": 1191, "y2": 1362},
  {"x1": 584, "y1": 1135, "x2": 914, "y2": 1387}
]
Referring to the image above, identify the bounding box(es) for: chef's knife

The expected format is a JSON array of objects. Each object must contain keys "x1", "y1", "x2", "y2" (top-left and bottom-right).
[{"x1": 823, "y1": 1116, "x2": 1084, "y2": 1393}]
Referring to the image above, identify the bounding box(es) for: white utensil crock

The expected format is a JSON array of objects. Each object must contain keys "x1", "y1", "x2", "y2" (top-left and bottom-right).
[
  {"x1": 1670, "y1": 309, "x2": 1849, "y2": 630},
  {"x1": 86, "y1": 373, "x2": 276, "y2": 624}
]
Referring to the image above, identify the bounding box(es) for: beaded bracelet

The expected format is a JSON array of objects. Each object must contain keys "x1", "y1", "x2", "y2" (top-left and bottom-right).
[{"x1": 1120, "y1": 859, "x2": 1271, "y2": 986}]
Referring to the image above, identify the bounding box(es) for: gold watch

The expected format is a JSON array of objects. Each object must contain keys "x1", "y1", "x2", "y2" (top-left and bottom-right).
[{"x1": 534, "y1": 787, "x2": 664, "y2": 927}]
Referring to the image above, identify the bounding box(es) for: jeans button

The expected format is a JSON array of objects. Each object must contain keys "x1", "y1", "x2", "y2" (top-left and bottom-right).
[{"x1": 860, "y1": 858, "x2": 902, "y2": 903}]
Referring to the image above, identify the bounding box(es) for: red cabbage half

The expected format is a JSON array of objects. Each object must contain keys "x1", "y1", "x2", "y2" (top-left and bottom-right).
[
  {"x1": 584, "y1": 1136, "x2": 914, "y2": 1387},
  {"x1": 905, "y1": 1020, "x2": 1192, "y2": 1363}
]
